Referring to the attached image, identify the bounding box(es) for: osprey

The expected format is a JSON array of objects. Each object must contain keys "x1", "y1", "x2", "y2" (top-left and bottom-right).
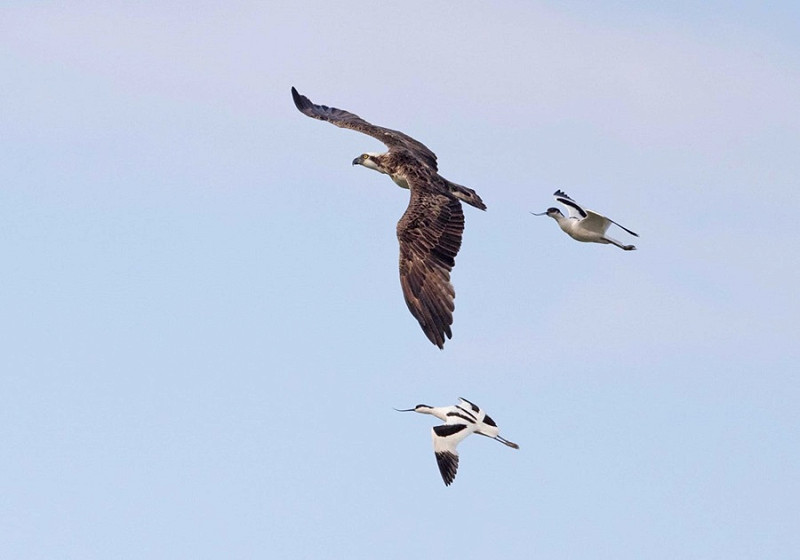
[
  {"x1": 291, "y1": 87, "x2": 486, "y2": 349},
  {"x1": 532, "y1": 190, "x2": 639, "y2": 251}
]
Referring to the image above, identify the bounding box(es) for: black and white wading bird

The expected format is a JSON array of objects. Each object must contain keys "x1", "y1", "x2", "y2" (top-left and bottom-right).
[
  {"x1": 291, "y1": 87, "x2": 486, "y2": 349},
  {"x1": 532, "y1": 190, "x2": 639, "y2": 251},
  {"x1": 395, "y1": 397, "x2": 519, "y2": 486}
]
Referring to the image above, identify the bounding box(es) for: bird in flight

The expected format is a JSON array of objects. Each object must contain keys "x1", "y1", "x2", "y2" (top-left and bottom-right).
[
  {"x1": 532, "y1": 190, "x2": 639, "y2": 250},
  {"x1": 291, "y1": 87, "x2": 486, "y2": 348},
  {"x1": 395, "y1": 397, "x2": 519, "y2": 486}
]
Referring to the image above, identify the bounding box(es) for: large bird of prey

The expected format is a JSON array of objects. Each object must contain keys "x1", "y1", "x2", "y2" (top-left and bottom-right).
[{"x1": 291, "y1": 87, "x2": 486, "y2": 349}]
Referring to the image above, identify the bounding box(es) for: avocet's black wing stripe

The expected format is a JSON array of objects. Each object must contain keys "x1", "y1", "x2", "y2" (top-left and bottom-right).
[
  {"x1": 483, "y1": 414, "x2": 497, "y2": 427},
  {"x1": 446, "y1": 411, "x2": 476, "y2": 424},
  {"x1": 435, "y1": 451, "x2": 459, "y2": 486},
  {"x1": 554, "y1": 190, "x2": 588, "y2": 218},
  {"x1": 433, "y1": 424, "x2": 468, "y2": 438},
  {"x1": 458, "y1": 397, "x2": 480, "y2": 413},
  {"x1": 454, "y1": 405, "x2": 477, "y2": 421}
]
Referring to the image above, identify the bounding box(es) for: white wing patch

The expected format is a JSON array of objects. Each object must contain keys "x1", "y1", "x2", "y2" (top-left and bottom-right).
[
  {"x1": 554, "y1": 190, "x2": 587, "y2": 220},
  {"x1": 432, "y1": 424, "x2": 470, "y2": 486},
  {"x1": 580, "y1": 210, "x2": 612, "y2": 234}
]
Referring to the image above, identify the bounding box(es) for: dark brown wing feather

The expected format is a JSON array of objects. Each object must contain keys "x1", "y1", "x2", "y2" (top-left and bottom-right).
[
  {"x1": 291, "y1": 87, "x2": 438, "y2": 170},
  {"x1": 398, "y1": 183, "x2": 464, "y2": 349}
]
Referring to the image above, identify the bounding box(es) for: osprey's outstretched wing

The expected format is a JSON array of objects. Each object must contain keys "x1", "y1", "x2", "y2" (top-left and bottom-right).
[
  {"x1": 397, "y1": 183, "x2": 464, "y2": 349},
  {"x1": 291, "y1": 87, "x2": 438, "y2": 170}
]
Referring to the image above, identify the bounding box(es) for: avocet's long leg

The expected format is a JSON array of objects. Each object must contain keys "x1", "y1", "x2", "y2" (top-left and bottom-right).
[
  {"x1": 476, "y1": 432, "x2": 520, "y2": 449},
  {"x1": 608, "y1": 218, "x2": 639, "y2": 237},
  {"x1": 603, "y1": 236, "x2": 637, "y2": 251}
]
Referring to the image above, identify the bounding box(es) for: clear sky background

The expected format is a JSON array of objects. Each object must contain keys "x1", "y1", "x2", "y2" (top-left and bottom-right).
[{"x1": 2, "y1": 2, "x2": 799, "y2": 558}]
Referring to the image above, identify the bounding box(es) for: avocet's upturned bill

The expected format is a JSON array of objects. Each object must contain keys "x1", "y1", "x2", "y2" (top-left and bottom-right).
[
  {"x1": 532, "y1": 190, "x2": 639, "y2": 251},
  {"x1": 395, "y1": 397, "x2": 519, "y2": 486}
]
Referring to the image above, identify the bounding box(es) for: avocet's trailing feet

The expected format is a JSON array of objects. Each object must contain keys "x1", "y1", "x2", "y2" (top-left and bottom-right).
[
  {"x1": 291, "y1": 87, "x2": 486, "y2": 349},
  {"x1": 395, "y1": 397, "x2": 519, "y2": 486},
  {"x1": 532, "y1": 190, "x2": 639, "y2": 250}
]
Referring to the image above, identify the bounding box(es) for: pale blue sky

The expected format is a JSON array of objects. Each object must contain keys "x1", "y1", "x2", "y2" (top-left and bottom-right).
[{"x1": 2, "y1": 2, "x2": 799, "y2": 559}]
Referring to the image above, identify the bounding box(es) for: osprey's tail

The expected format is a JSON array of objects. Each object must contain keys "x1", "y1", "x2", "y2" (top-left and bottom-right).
[{"x1": 448, "y1": 182, "x2": 487, "y2": 211}]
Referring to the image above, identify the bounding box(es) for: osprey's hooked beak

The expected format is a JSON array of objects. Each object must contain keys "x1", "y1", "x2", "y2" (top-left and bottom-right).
[{"x1": 352, "y1": 156, "x2": 362, "y2": 166}]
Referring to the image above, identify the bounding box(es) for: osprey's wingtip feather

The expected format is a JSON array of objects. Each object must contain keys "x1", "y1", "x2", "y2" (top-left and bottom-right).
[{"x1": 291, "y1": 86, "x2": 309, "y2": 111}]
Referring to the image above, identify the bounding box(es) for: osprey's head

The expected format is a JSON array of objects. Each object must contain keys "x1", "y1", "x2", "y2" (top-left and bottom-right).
[{"x1": 352, "y1": 152, "x2": 386, "y2": 173}]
